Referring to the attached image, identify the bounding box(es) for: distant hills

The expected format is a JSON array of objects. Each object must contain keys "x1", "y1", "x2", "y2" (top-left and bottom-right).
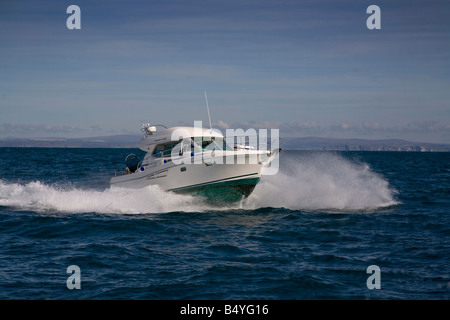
[
  {"x1": 0, "y1": 135, "x2": 142, "y2": 148},
  {"x1": 0, "y1": 135, "x2": 449, "y2": 151},
  {"x1": 281, "y1": 137, "x2": 450, "y2": 152}
]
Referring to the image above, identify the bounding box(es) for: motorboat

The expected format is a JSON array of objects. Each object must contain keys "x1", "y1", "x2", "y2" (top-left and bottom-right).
[{"x1": 111, "y1": 123, "x2": 280, "y2": 202}]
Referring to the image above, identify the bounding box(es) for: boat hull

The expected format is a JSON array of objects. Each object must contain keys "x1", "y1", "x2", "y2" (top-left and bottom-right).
[
  {"x1": 110, "y1": 153, "x2": 264, "y2": 202},
  {"x1": 171, "y1": 176, "x2": 260, "y2": 203}
]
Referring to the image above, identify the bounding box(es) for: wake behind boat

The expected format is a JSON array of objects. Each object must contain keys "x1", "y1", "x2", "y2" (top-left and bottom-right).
[{"x1": 111, "y1": 123, "x2": 280, "y2": 202}]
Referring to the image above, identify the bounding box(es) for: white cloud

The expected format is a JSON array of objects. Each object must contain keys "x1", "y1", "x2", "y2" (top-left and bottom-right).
[
  {"x1": 286, "y1": 121, "x2": 319, "y2": 129},
  {"x1": 0, "y1": 123, "x2": 90, "y2": 138},
  {"x1": 215, "y1": 120, "x2": 230, "y2": 129},
  {"x1": 208, "y1": 120, "x2": 450, "y2": 143}
]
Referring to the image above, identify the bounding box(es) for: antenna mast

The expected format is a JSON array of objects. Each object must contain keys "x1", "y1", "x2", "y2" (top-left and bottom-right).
[{"x1": 204, "y1": 90, "x2": 213, "y2": 133}]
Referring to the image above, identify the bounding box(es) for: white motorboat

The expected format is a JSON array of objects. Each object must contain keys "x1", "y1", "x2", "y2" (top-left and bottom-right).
[{"x1": 111, "y1": 123, "x2": 280, "y2": 202}]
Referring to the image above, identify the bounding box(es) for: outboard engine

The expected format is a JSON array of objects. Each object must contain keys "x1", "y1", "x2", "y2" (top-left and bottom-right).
[{"x1": 125, "y1": 154, "x2": 140, "y2": 173}]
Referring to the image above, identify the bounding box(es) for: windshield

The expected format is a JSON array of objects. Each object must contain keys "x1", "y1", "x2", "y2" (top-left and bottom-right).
[
  {"x1": 153, "y1": 137, "x2": 233, "y2": 158},
  {"x1": 195, "y1": 137, "x2": 233, "y2": 151}
]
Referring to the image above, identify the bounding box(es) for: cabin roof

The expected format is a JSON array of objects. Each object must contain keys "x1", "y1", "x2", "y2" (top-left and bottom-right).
[{"x1": 138, "y1": 126, "x2": 224, "y2": 150}]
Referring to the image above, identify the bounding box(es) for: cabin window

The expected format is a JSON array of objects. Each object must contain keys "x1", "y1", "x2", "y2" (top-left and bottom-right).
[
  {"x1": 153, "y1": 141, "x2": 181, "y2": 157},
  {"x1": 192, "y1": 137, "x2": 233, "y2": 151},
  {"x1": 153, "y1": 137, "x2": 233, "y2": 158}
]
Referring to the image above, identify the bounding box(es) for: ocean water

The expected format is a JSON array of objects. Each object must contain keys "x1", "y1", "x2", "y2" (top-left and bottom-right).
[{"x1": 0, "y1": 148, "x2": 448, "y2": 300}]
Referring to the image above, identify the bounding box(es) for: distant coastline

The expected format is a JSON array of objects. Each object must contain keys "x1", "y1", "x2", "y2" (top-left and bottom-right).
[
  {"x1": 0, "y1": 135, "x2": 448, "y2": 152},
  {"x1": 0, "y1": 135, "x2": 141, "y2": 149},
  {"x1": 281, "y1": 137, "x2": 450, "y2": 152}
]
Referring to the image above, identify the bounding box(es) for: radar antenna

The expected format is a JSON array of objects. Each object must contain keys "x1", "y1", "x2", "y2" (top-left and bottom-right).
[{"x1": 204, "y1": 90, "x2": 213, "y2": 133}]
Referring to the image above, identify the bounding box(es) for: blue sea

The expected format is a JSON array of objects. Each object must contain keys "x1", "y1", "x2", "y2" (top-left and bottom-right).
[{"x1": 0, "y1": 148, "x2": 448, "y2": 300}]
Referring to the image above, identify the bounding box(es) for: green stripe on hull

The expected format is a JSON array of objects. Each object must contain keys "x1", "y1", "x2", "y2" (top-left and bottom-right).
[{"x1": 173, "y1": 177, "x2": 260, "y2": 203}]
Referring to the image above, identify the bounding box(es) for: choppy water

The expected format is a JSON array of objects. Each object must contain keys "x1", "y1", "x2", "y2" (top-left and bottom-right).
[{"x1": 0, "y1": 148, "x2": 448, "y2": 299}]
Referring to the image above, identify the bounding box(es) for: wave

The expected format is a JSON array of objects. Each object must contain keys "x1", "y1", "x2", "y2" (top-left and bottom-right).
[
  {"x1": 0, "y1": 153, "x2": 398, "y2": 214},
  {"x1": 247, "y1": 152, "x2": 399, "y2": 211},
  {"x1": 0, "y1": 180, "x2": 208, "y2": 214}
]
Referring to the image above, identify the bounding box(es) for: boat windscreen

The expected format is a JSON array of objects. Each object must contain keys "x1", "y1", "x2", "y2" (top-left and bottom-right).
[{"x1": 193, "y1": 137, "x2": 233, "y2": 151}]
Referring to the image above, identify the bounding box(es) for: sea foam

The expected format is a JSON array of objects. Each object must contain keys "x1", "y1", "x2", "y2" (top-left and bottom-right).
[
  {"x1": 0, "y1": 180, "x2": 210, "y2": 214},
  {"x1": 247, "y1": 152, "x2": 399, "y2": 211},
  {"x1": 0, "y1": 153, "x2": 398, "y2": 214}
]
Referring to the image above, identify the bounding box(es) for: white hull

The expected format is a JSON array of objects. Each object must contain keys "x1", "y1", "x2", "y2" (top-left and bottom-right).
[{"x1": 111, "y1": 152, "x2": 264, "y2": 192}]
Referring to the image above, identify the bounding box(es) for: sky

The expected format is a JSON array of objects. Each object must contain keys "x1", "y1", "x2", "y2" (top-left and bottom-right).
[{"x1": 0, "y1": 0, "x2": 449, "y2": 143}]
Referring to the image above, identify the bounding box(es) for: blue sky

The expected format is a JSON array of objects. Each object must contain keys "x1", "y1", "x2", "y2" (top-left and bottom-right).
[{"x1": 1, "y1": 0, "x2": 449, "y2": 143}]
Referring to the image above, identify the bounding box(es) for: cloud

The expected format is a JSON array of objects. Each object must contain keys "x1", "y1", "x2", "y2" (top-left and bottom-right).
[
  {"x1": 215, "y1": 120, "x2": 230, "y2": 129},
  {"x1": 1, "y1": 0, "x2": 449, "y2": 145},
  {"x1": 207, "y1": 119, "x2": 449, "y2": 143},
  {"x1": 324, "y1": 120, "x2": 450, "y2": 142},
  {"x1": 403, "y1": 120, "x2": 443, "y2": 133},
  {"x1": 89, "y1": 124, "x2": 103, "y2": 132},
  {"x1": 0, "y1": 123, "x2": 82, "y2": 137},
  {"x1": 286, "y1": 121, "x2": 319, "y2": 129},
  {"x1": 135, "y1": 64, "x2": 241, "y2": 80},
  {"x1": 362, "y1": 122, "x2": 381, "y2": 130},
  {"x1": 1, "y1": 119, "x2": 448, "y2": 143},
  {"x1": 237, "y1": 121, "x2": 282, "y2": 129}
]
